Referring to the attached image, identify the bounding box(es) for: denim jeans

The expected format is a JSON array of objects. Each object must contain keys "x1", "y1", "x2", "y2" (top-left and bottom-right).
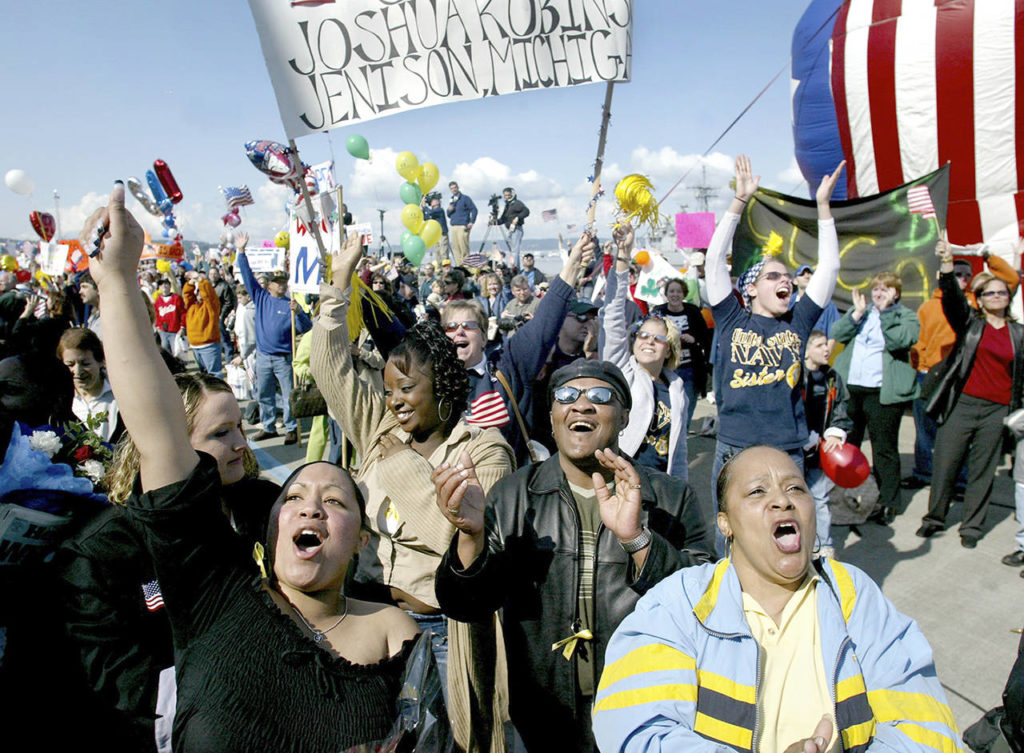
[
  {"x1": 711, "y1": 439, "x2": 805, "y2": 556},
  {"x1": 911, "y1": 372, "x2": 936, "y2": 480},
  {"x1": 157, "y1": 329, "x2": 176, "y2": 353},
  {"x1": 190, "y1": 342, "x2": 223, "y2": 378},
  {"x1": 676, "y1": 365, "x2": 698, "y2": 431},
  {"x1": 407, "y1": 613, "x2": 448, "y2": 705},
  {"x1": 508, "y1": 225, "x2": 524, "y2": 269},
  {"x1": 256, "y1": 350, "x2": 295, "y2": 433},
  {"x1": 806, "y1": 466, "x2": 835, "y2": 549}
]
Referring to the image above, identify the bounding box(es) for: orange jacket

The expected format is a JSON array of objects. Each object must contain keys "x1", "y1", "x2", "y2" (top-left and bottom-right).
[
  {"x1": 911, "y1": 254, "x2": 1020, "y2": 371},
  {"x1": 182, "y1": 277, "x2": 221, "y2": 346}
]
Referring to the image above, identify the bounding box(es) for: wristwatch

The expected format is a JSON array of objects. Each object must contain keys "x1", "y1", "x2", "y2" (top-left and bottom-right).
[{"x1": 620, "y1": 527, "x2": 652, "y2": 554}]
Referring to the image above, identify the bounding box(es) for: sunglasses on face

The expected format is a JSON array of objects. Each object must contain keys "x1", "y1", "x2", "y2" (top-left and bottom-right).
[
  {"x1": 443, "y1": 320, "x2": 481, "y2": 333},
  {"x1": 572, "y1": 313, "x2": 596, "y2": 323},
  {"x1": 635, "y1": 330, "x2": 668, "y2": 344},
  {"x1": 552, "y1": 385, "x2": 617, "y2": 405},
  {"x1": 981, "y1": 289, "x2": 1010, "y2": 298},
  {"x1": 756, "y1": 270, "x2": 792, "y2": 283}
]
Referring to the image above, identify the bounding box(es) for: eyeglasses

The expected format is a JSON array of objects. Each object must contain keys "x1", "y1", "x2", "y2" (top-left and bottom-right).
[
  {"x1": 756, "y1": 270, "x2": 792, "y2": 283},
  {"x1": 443, "y1": 320, "x2": 481, "y2": 333},
  {"x1": 981, "y1": 289, "x2": 1010, "y2": 298},
  {"x1": 635, "y1": 330, "x2": 668, "y2": 344},
  {"x1": 552, "y1": 385, "x2": 617, "y2": 405}
]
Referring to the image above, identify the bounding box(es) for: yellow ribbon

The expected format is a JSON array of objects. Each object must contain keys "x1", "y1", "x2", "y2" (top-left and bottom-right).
[
  {"x1": 551, "y1": 628, "x2": 593, "y2": 660},
  {"x1": 253, "y1": 541, "x2": 267, "y2": 580}
]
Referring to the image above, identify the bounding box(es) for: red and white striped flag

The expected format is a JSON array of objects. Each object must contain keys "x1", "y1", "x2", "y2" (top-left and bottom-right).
[
  {"x1": 541, "y1": 209, "x2": 558, "y2": 222},
  {"x1": 467, "y1": 390, "x2": 510, "y2": 428},
  {"x1": 907, "y1": 186, "x2": 937, "y2": 219}
]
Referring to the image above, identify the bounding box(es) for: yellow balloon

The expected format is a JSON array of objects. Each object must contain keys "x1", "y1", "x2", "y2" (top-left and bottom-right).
[
  {"x1": 401, "y1": 203, "x2": 424, "y2": 233},
  {"x1": 156, "y1": 259, "x2": 172, "y2": 274},
  {"x1": 395, "y1": 151, "x2": 421, "y2": 182},
  {"x1": 418, "y1": 162, "x2": 439, "y2": 193},
  {"x1": 0, "y1": 254, "x2": 17, "y2": 272},
  {"x1": 275, "y1": 231, "x2": 290, "y2": 248},
  {"x1": 419, "y1": 219, "x2": 442, "y2": 248}
]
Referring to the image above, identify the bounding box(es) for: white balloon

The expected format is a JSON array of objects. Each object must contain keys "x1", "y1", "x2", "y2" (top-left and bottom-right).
[{"x1": 4, "y1": 169, "x2": 34, "y2": 196}]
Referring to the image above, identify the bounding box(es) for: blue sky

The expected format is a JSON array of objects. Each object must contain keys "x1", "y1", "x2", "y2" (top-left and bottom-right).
[{"x1": 0, "y1": 1, "x2": 812, "y2": 247}]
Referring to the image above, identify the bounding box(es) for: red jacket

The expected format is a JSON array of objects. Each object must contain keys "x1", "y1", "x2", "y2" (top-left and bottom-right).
[{"x1": 154, "y1": 293, "x2": 185, "y2": 334}]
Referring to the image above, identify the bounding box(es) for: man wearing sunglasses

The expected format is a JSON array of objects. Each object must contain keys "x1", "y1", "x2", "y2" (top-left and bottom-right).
[{"x1": 435, "y1": 358, "x2": 711, "y2": 753}]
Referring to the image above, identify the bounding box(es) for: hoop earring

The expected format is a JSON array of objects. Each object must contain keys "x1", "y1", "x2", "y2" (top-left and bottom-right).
[{"x1": 438, "y1": 398, "x2": 452, "y2": 423}]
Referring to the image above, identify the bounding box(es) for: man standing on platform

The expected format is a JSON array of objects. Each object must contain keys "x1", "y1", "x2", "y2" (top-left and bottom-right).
[{"x1": 447, "y1": 181, "x2": 477, "y2": 267}]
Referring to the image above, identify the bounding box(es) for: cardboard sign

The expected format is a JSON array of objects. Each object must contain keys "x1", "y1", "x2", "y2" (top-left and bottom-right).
[
  {"x1": 37, "y1": 242, "x2": 65, "y2": 276},
  {"x1": 245, "y1": 249, "x2": 284, "y2": 273}
]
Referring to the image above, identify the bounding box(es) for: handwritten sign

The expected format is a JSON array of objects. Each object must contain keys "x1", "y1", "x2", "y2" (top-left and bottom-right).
[
  {"x1": 245, "y1": 249, "x2": 284, "y2": 273},
  {"x1": 248, "y1": 0, "x2": 633, "y2": 138}
]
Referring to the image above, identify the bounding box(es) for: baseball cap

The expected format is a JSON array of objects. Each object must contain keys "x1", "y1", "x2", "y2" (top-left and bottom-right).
[
  {"x1": 549, "y1": 358, "x2": 632, "y2": 411},
  {"x1": 795, "y1": 264, "x2": 813, "y2": 276},
  {"x1": 568, "y1": 298, "x2": 600, "y2": 316}
]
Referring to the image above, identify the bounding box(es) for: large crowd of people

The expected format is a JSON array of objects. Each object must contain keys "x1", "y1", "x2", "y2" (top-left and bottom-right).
[{"x1": 0, "y1": 156, "x2": 1020, "y2": 751}]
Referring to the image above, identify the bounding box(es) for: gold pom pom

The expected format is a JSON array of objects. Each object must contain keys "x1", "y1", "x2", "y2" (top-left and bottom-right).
[
  {"x1": 614, "y1": 174, "x2": 661, "y2": 232},
  {"x1": 762, "y1": 231, "x2": 784, "y2": 257}
]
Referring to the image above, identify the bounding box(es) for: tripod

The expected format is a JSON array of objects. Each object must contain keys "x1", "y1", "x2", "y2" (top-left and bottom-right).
[
  {"x1": 477, "y1": 216, "x2": 515, "y2": 265},
  {"x1": 375, "y1": 209, "x2": 394, "y2": 259}
]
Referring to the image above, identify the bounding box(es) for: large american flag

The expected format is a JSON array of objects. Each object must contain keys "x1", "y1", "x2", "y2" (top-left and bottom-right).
[
  {"x1": 141, "y1": 579, "x2": 164, "y2": 612},
  {"x1": 829, "y1": 0, "x2": 1022, "y2": 244},
  {"x1": 223, "y1": 186, "x2": 254, "y2": 208},
  {"x1": 467, "y1": 391, "x2": 510, "y2": 428}
]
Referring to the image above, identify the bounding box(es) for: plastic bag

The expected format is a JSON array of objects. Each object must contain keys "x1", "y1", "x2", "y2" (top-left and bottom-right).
[{"x1": 342, "y1": 631, "x2": 455, "y2": 753}]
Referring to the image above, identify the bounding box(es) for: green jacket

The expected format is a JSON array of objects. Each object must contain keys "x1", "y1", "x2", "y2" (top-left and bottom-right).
[{"x1": 831, "y1": 303, "x2": 920, "y2": 405}]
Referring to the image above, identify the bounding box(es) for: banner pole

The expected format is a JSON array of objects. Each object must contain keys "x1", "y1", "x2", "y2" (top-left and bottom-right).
[
  {"x1": 585, "y1": 82, "x2": 615, "y2": 232},
  {"x1": 289, "y1": 138, "x2": 330, "y2": 270}
]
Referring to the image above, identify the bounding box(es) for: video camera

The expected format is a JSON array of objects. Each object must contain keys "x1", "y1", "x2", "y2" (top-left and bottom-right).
[{"x1": 488, "y1": 193, "x2": 501, "y2": 221}]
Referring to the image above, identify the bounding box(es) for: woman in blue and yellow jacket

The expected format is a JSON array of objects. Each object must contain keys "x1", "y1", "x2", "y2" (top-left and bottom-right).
[{"x1": 593, "y1": 445, "x2": 960, "y2": 753}]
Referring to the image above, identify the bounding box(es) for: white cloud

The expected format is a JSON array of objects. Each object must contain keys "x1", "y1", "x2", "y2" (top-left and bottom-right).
[{"x1": 777, "y1": 158, "x2": 809, "y2": 195}]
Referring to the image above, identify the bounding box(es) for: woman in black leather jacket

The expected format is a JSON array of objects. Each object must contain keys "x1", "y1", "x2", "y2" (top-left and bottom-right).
[{"x1": 918, "y1": 235, "x2": 1024, "y2": 548}]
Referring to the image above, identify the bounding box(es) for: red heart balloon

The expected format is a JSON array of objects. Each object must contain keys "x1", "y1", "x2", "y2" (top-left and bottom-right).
[
  {"x1": 29, "y1": 211, "x2": 56, "y2": 242},
  {"x1": 819, "y1": 442, "x2": 871, "y2": 489}
]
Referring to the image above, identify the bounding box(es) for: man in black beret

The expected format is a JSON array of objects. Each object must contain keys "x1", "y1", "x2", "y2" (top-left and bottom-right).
[{"x1": 433, "y1": 358, "x2": 711, "y2": 753}]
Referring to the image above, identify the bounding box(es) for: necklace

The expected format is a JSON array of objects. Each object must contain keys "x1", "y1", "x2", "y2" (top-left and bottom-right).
[{"x1": 290, "y1": 597, "x2": 348, "y2": 644}]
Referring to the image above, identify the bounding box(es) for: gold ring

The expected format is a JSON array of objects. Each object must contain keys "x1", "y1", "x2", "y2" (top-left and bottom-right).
[
  {"x1": 447, "y1": 506, "x2": 460, "y2": 515},
  {"x1": 629, "y1": 484, "x2": 641, "y2": 489}
]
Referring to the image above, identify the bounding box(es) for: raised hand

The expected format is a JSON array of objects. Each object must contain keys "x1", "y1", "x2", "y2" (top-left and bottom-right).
[
  {"x1": 80, "y1": 182, "x2": 145, "y2": 287},
  {"x1": 330, "y1": 230, "x2": 364, "y2": 290},
  {"x1": 816, "y1": 160, "x2": 846, "y2": 220},
  {"x1": 734, "y1": 155, "x2": 760, "y2": 202},
  {"x1": 936, "y1": 231, "x2": 954, "y2": 266},
  {"x1": 593, "y1": 448, "x2": 644, "y2": 543},
  {"x1": 560, "y1": 230, "x2": 596, "y2": 285},
  {"x1": 851, "y1": 287, "x2": 868, "y2": 320},
  {"x1": 235, "y1": 231, "x2": 249, "y2": 251}
]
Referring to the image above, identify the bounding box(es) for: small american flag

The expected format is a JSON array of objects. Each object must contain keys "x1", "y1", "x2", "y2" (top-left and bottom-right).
[
  {"x1": 467, "y1": 390, "x2": 510, "y2": 428},
  {"x1": 223, "y1": 186, "x2": 255, "y2": 209},
  {"x1": 142, "y1": 579, "x2": 165, "y2": 612},
  {"x1": 566, "y1": 223, "x2": 578, "y2": 233},
  {"x1": 907, "y1": 186, "x2": 937, "y2": 219},
  {"x1": 541, "y1": 208, "x2": 558, "y2": 222},
  {"x1": 463, "y1": 253, "x2": 488, "y2": 268}
]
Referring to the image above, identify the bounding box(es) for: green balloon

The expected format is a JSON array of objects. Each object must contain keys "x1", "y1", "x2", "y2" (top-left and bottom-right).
[
  {"x1": 399, "y1": 181, "x2": 422, "y2": 205},
  {"x1": 345, "y1": 134, "x2": 370, "y2": 160},
  {"x1": 401, "y1": 233, "x2": 427, "y2": 265}
]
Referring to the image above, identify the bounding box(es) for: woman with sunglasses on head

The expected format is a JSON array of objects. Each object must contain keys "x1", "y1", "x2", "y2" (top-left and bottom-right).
[
  {"x1": 310, "y1": 229, "x2": 515, "y2": 698},
  {"x1": 79, "y1": 185, "x2": 421, "y2": 752},
  {"x1": 831, "y1": 270, "x2": 920, "y2": 525},
  {"x1": 603, "y1": 224, "x2": 690, "y2": 481},
  {"x1": 918, "y1": 234, "x2": 1024, "y2": 550},
  {"x1": 704, "y1": 155, "x2": 845, "y2": 544}
]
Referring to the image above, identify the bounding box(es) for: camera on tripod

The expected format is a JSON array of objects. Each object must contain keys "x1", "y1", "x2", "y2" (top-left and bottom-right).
[{"x1": 488, "y1": 193, "x2": 501, "y2": 222}]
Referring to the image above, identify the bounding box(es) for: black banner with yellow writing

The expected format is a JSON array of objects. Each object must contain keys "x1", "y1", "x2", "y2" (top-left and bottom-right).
[{"x1": 732, "y1": 165, "x2": 949, "y2": 311}]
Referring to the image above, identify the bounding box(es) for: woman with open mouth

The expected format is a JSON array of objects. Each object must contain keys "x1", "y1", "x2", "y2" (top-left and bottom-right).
[
  {"x1": 593, "y1": 445, "x2": 961, "y2": 753},
  {"x1": 603, "y1": 222, "x2": 691, "y2": 482},
  {"x1": 81, "y1": 184, "x2": 422, "y2": 752},
  {"x1": 310, "y1": 228, "x2": 515, "y2": 749}
]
